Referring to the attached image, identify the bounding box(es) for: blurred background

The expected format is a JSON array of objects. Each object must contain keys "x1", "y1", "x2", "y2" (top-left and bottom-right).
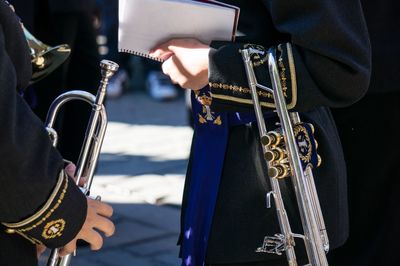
[{"x1": 9, "y1": 0, "x2": 192, "y2": 265}]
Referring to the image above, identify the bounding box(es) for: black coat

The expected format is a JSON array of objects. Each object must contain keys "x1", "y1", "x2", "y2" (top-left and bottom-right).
[
  {"x1": 180, "y1": 0, "x2": 371, "y2": 264},
  {"x1": 0, "y1": 2, "x2": 87, "y2": 265}
]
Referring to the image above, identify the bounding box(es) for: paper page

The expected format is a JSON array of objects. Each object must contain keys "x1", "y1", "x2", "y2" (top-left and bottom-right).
[{"x1": 118, "y1": 0, "x2": 238, "y2": 60}]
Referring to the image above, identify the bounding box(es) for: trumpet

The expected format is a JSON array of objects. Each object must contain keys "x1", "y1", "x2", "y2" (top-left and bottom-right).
[
  {"x1": 241, "y1": 48, "x2": 329, "y2": 266},
  {"x1": 44, "y1": 60, "x2": 119, "y2": 266}
]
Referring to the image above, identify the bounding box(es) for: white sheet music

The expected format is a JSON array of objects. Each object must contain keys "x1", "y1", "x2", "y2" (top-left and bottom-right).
[{"x1": 118, "y1": 0, "x2": 239, "y2": 61}]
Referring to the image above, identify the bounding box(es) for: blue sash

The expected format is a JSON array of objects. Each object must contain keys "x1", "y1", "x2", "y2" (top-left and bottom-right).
[
  {"x1": 181, "y1": 87, "x2": 260, "y2": 266},
  {"x1": 180, "y1": 87, "x2": 319, "y2": 266}
]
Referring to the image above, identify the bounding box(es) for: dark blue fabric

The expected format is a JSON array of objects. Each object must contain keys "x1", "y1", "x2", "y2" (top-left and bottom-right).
[{"x1": 181, "y1": 87, "x2": 266, "y2": 266}]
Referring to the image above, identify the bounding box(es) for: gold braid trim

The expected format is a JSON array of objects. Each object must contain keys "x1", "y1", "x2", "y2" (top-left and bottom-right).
[
  {"x1": 10, "y1": 230, "x2": 44, "y2": 245},
  {"x1": 211, "y1": 93, "x2": 277, "y2": 108},
  {"x1": 282, "y1": 43, "x2": 298, "y2": 108},
  {"x1": 210, "y1": 43, "x2": 297, "y2": 109},
  {"x1": 278, "y1": 50, "x2": 288, "y2": 96},
  {"x1": 3, "y1": 170, "x2": 68, "y2": 230},
  {"x1": 208, "y1": 82, "x2": 273, "y2": 99}
]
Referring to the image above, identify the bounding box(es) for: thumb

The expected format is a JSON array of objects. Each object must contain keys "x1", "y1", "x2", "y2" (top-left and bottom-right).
[
  {"x1": 65, "y1": 163, "x2": 76, "y2": 178},
  {"x1": 150, "y1": 39, "x2": 190, "y2": 60},
  {"x1": 149, "y1": 47, "x2": 174, "y2": 61}
]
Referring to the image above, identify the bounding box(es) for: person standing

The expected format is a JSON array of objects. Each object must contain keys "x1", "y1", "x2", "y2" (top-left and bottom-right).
[
  {"x1": 0, "y1": 2, "x2": 114, "y2": 265},
  {"x1": 149, "y1": 0, "x2": 371, "y2": 265}
]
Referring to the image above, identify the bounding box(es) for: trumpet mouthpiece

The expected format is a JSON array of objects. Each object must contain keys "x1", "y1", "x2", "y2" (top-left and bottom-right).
[{"x1": 100, "y1": 60, "x2": 119, "y2": 79}]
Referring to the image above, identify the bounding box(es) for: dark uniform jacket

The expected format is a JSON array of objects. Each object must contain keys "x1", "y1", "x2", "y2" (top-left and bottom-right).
[
  {"x1": 180, "y1": 0, "x2": 371, "y2": 264},
  {"x1": 0, "y1": 2, "x2": 87, "y2": 265}
]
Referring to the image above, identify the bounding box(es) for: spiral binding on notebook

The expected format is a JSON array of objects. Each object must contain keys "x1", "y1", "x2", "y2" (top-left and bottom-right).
[{"x1": 119, "y1": 48, "x2": 163, "y2": 62}]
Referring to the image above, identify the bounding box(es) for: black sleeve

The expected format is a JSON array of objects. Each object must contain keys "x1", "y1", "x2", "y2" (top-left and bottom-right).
[
  {"x1": 208, "y1": 0, "x2": 371, "y2": 112},
  {"x1": 0, "y1": 24, "x2": 86, "y2": 248}
]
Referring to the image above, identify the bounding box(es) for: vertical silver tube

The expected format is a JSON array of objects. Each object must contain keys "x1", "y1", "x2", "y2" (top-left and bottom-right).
[
  {"x1": 242, "y1": 49, "x2": 298, "y2": 266},
  {"x1": 45, "y1": 60, "x2": 119, "y2": 266},
  {"x1": 267, "y1": 49, "x2": 328, "y2": 266},
  {"x1": 241, "y1": 48, "x2": 330, "y2": 266},
  {"x1": 75, "y1": 60, "x2": 119, "y2": 188}
]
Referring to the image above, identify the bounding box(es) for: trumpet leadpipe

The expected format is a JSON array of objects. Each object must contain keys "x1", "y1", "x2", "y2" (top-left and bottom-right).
[{"x1": 45, "y1": 60, "x2": 119, "y2": 266}]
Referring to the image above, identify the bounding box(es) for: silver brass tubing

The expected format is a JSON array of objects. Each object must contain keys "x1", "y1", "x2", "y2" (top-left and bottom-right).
[
  {"x1": 304, "y1": 166, "x2": 330, "y2": 252},
  {"x1": 267, "y1": 49, "x2": 328, "y2": 266},
  {"x1": 45, "y1": 60, "x2": 119, "y2": 266},
  {"x1": 74, "y1": 60, "x2": 118, "y2": 189},
  {"x1": 241, "y1": 48, "x2": 329, "y2": 266},
  {"x1": 241, "y1": 49, "x2": 298, "y2": 266}
]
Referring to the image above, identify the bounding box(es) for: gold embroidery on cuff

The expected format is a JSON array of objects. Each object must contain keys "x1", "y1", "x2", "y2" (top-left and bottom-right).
[
  {"x1": 278, "y1": 51, "x2": 288, "y2": 96},
  {"x1": 3, "y1": 172, "x2": 68, "y2": 233},
  {"x1": 284, "y1": 43, "x2": 298, "y2": 108},
  {"x1": 2, "y1": 171, "x2": 65, "y2": 229},
  {"x1": 5, "y1": 228, "x2": 44, "y2": 245},
  {"x1": 42, "y1": 219, "x2": 66, "y2": 239},
  {"x1": 211, "y1": 93, "x2": 276, "y2": 108},
  {"x1": 210, "y1": 43, "x2": 298, "y2": 109},
  {"x1": 209, "y1": 82, "x2": 273, "y2": 99}
]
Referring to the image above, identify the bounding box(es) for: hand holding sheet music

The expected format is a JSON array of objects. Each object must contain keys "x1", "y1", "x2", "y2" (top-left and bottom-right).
[
  {"x1": 149, "y1": 38, "x2": 210, "y2": 90},
  {"x1": 118, "y1": 0, "x2": 239, "y2": 62}
]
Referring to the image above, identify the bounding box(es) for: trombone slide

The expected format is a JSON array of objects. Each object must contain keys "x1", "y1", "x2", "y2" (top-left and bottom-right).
[{"x1": 241, "y1": 48, "x2": 329, "y2": 266}]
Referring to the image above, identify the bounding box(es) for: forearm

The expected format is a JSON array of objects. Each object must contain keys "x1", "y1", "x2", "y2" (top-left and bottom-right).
[
  {"x1": 1, "y1": 172, "x2": 88, "y2": 249},
  {"x1": 0, "y1": 97, "x2": 88, "y2": 249},
  {"x1": 208, "y1": 0, "x2": 371, "y2": 112},
  {"x1": 0, "y1": 27, "x2": 87, "y2": 248},
  {"x1": 0, "y1": 99, "x2": 88, "y2": 248}
]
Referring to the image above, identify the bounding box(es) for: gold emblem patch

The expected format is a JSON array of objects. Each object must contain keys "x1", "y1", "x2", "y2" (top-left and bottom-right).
[
  {"x1": 42, "y1": 219, "x2": 66, "y2": 239},
  {"x1": 294, "y1": 125, "x2": 312, "y2": 164},
  {"x1": 195, "y1": 91, "x2": 222, "y2": 125}
]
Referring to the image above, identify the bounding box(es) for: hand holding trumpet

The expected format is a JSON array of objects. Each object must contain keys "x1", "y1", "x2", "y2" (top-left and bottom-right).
[
  {"x1": 37, "y1": 163, "x2": 115, "y2": 258},
  {"x1": 58, "y1": 197, "x2": 114, "y2": 257}
]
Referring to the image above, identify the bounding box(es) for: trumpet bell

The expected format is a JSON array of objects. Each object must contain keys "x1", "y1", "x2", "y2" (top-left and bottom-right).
[{"x1": 23, "y1": 26, "x2": 71, "y2": 85}]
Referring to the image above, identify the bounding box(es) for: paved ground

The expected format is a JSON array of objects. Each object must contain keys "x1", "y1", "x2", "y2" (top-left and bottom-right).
[{"x1": 40, "y1": 91, "x2": 192, "y2": 266}]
